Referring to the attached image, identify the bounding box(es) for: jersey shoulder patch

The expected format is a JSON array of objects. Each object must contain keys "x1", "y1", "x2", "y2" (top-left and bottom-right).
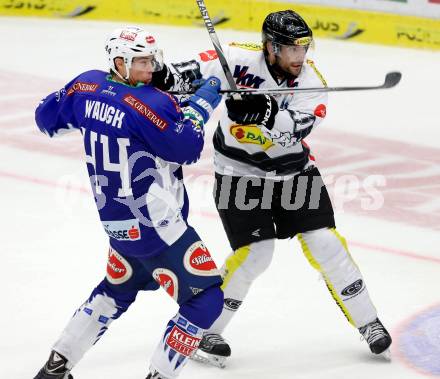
[
  {"x1": 229, "y1": 42, "x2": 262, "y2": 51},
  {"x1": 306, "y1": 59, "x2": 327, "y2": 87}
]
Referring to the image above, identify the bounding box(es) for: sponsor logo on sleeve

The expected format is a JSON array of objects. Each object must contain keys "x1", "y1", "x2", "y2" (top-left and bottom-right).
[
  {"x1": 123, "y1": 94, "x2": 168, "y2": 130},
  {"x1": 106, "y1": 247, "x2": 133, "y2": 285},
  {"x1": 102, "y1": 219, "x2": 141, "y2": 241},
  {"x1": 183, "y1": 241, "x2": 219, "y2": 276},
  {"x1": 152, "y1": 268, "x2": 179, "y2": 301},
  {"x1": 166, "y1": 325, "x2": 201, "y2": 356},
  {"x1": 199, "y1": 49, "x2": 218, "y2": 62},
  {"x1": 67, "y1": 82, "x2": 99, "y2": 96},
  {"x1": 314, "y1": 104, "x2": 327, "y2": 118}
]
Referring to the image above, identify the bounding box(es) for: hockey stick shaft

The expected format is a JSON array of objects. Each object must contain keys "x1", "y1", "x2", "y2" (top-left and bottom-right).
[
  {"x1": 169, "y1": 71, "x2": 402, "y2": 95},
  {"x1": 195, "y1": 0, "x2": 238, "y2": 90}
]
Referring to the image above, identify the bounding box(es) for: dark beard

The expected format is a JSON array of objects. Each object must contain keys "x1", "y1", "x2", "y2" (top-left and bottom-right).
[{"x1": 264, "y1": 53, "x2": 297, "y2": 87}]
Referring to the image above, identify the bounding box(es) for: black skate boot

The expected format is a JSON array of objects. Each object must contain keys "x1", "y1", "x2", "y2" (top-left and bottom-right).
[
  {"x1": 146, "y1": 369, "x2": 168, "y2": 379},
  {"x1": 359, "y1": 318, "x2": 392, "y2": 356},
  {"x1": 192, "y1": 333, "x2": 231, "y2": 368},
  {"x1": 34, "y1": 350, "x2": 73, "y2": 379}
]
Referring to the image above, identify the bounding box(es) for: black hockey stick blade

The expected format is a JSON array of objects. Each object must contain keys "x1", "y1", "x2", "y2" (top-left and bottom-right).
[
  {"x1": 382, "y1": 71, "x2": 402, "y2": 89},
  {"x1": 168, "y1": 71, "x2": 402, "y2": 96}
]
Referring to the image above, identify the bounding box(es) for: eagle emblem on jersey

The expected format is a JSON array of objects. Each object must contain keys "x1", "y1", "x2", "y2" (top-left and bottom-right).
[{"x1": 230, "y1": 125, "x2": 274, "y2": 151}]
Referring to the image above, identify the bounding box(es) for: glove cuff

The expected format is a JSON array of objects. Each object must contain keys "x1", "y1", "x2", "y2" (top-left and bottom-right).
[{"x1": 260, "y1": 95, "x2": 279, "y2": 130}]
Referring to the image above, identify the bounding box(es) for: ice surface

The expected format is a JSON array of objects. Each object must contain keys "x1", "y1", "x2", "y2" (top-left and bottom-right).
[{"x1": 1, "y1": 16, "x2": 439, "y2": 379}]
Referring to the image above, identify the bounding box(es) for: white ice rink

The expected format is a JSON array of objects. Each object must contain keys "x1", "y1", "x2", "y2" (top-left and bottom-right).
[{"x1": 1, "y1": 16, "x2": 440, "y2": 379}]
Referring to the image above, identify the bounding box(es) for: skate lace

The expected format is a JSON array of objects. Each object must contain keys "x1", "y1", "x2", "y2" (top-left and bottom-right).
[
  {"x1": 204, "y1": 333, "x2": 227, "y2": 345},
  {"x1": 359, "y1": 321, "x2": 386, "y2": 345}
]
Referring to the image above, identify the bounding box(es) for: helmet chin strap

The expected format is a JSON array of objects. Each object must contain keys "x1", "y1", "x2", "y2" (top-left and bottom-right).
[
  {"x1": 111, "y1": 58, "x2": 131, "y2": 83},
  {"x1": 112, "y1": 68, "x2": 129, "y2": 82}
]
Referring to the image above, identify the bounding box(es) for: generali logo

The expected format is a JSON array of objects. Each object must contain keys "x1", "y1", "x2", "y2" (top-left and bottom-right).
[
  {"x1": 123, "y1": 94, "x2": 168, "y2": 130},
  {"x1": 67, "y1": 82, "x2": 99, "y2": 96}
]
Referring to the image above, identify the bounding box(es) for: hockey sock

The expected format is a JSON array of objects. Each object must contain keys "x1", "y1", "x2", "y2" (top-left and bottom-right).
[
  {"x1": 298, "y1": 228, "x2": 377, "y2": 327},
  {"x1": 150, "y1": 313, "x2": 204, "y2": 379}
]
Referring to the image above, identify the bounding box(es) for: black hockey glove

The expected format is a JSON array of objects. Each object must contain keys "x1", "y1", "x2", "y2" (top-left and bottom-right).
[
  {"x1": 152, "y1": 60, "x2": 203, "y2": 91},
  {"x1": 225, "y1": 94, "x2": 279, "y2": 129},
  {"x1": 172, "y1": 59, "x2": 203, "y2": 90},
  {"x1": 151, "y1": 64, "x2": 175, "y2": 90}
]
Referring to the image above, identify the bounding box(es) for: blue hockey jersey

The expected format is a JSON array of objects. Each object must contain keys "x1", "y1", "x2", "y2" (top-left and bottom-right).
[{"x1": 35, "y1": 70, "x2": 206, "y2": 257}]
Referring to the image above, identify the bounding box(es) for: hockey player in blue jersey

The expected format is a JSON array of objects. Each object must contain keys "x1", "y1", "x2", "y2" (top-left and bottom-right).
[{"x1": 33, "y1": 26, "x2": 224, "y2": 379}]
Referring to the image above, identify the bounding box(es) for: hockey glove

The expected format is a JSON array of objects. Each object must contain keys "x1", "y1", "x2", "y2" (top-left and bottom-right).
[
  {"x1": 187, "y1": 76, "x2": 222, "y2": 123},
  {"x1": 225, "y1": 94, "x2": 278, "y2": 129},
  {"x1": 173, "y1": 60, "x2": 203, "y2": 90},
  {"x1": 151, "y1": 64, "x2": 174, "y2": 90},
  {"x1": 152, "y1": 60, "x2": 203, "y2": 92}
]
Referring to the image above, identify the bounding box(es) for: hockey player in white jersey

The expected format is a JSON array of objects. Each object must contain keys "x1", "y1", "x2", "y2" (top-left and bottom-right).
[{"x1": 154, "y1": 9, "x2": 392, "y2": 367}]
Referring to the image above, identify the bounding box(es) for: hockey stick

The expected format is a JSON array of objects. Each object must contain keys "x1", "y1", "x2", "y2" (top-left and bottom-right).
[
  {"x1": 169, "y1": 71, "x2": 402, "y2": 95},
  {"x1": 195, "y1": 0, "x2": 238, "y2": 91}
]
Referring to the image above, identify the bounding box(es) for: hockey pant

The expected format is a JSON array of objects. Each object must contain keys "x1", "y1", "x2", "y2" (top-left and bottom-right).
[
  {"x1": 51, "y1": 229, "x2": 223, "y2": 378},
  {"x1": 208, "y1": 227, "x2": 377, "y2": 334}
]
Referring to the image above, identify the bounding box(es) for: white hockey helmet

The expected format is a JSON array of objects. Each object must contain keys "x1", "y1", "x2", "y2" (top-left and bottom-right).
[{"x1": 105, "y1": 26, "x2": 163, "y2": 80}]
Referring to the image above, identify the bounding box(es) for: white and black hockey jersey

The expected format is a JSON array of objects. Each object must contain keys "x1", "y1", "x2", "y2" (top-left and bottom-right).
[{"x1": 175, "y1": 43, "x2": 328, "y2": 179}]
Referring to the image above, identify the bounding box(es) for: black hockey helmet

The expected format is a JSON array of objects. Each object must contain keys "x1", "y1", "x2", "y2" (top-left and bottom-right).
[{"x1": 262, "y1": 10, "x2": 313, "y2": 47}]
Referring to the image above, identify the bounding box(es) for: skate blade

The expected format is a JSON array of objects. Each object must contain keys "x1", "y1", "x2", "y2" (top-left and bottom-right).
[
  {"x1": 379, "y1": 348, "x2": 392, "y2": 361},
  {"x1": 191, "y1": 350, "x2": 227, "y2": 368}
]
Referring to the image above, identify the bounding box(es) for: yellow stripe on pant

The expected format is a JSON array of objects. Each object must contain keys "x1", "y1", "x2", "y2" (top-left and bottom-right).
[
  {"x1": 297, "y1": 230, "x2": 356, "y2": 326},
  {"x1": 221, "y1": 245, "x2": 251, "y2": 290}
]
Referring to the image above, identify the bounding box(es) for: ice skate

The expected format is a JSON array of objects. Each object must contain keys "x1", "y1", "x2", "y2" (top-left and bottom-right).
[
  {"x1": 146, "y1": 369, "x2": 169, "y2": 379},
  {"x1": 359, "y1": 318, "x2": 392, "y2": 360},
  {"x1": 34, "y1": 350, "x2": 73, "y2": 379},
  {"x1": 192, "y1": 333, "x2": 231, "y2": 368}
]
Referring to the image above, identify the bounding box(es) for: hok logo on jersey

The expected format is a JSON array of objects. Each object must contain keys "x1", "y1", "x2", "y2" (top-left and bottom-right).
[
  {"x1": 183, "y1": 241, "x2": 219, "y2": 276},
  {"x1": 67, "y1": 82, "x2": 99, "y2": 96},
  {"x1": 106, "y1": 248, "x2": 133, "y2": 285},
  {"x1": 102, "y1": 219, "x2": 141, "y2": 241},
  {"x1": 230, "y1": 125, "x2": 274, "y2": 151},
  {"x1": 233, "y1": 65, "x2": 265, "y2": 88},
  {"x1": 166, "y1": 325, "x2": 201, "y2": 356},
  {"x1": 153, "y1": 268, "x2": 179, "y2": 301},
  {"x1": 123, "y1": 94, "x2": 168, "y2": 130},
  {"x1": 199, "y1": 49, "x2": 218, "y2": 62}
]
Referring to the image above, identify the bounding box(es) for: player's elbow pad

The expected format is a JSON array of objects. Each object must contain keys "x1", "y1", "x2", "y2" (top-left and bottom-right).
[{"x1": 180, "y1": 138, "x2": 204, "y2": 165}]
